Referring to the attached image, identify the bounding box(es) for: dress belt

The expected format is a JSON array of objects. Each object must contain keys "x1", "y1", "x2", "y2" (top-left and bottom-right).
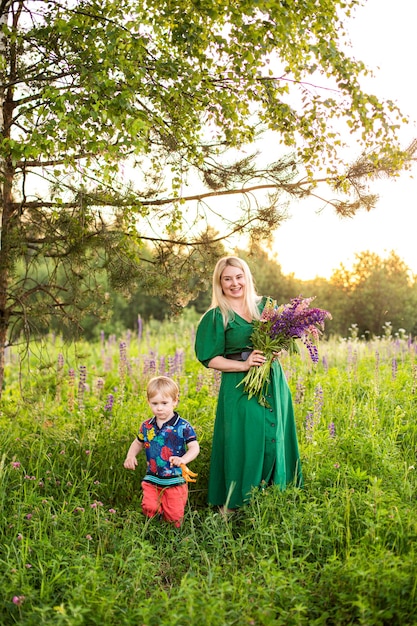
[{"x1": 225, "y1": 351, "x2": 252, "y2": 361}]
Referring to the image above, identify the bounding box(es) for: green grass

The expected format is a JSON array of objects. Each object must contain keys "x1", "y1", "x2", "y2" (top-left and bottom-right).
[{"x1": 0, "y1": 324, "x2": 416, "y2": 625}]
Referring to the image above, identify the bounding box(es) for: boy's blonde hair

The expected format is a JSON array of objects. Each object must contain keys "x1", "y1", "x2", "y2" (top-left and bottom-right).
[{"x1": 146, "y1": 376, "x2": 179, "y2": 401}]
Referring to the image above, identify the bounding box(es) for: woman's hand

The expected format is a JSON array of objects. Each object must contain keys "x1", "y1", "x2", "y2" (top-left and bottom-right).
[
  {"x1": 208, "y1": 353, "x2": 266, "y2": 373},
  {"x1": 245, "y1": 349, "x2": 266, "y2": 370}
]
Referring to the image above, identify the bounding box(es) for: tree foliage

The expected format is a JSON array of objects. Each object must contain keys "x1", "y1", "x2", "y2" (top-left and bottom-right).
[
  {"x1": 328, "y1": 251, "x2": 417, "y2": 336},
  {"x1": 67, "y1": 248, "x2": 417, "y2": 343},
  {"x1": 0, "y1": 0, "x2": 414, "y2": 393}
]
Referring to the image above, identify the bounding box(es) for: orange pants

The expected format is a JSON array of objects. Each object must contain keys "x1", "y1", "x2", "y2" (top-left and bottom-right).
[{"x1": 141, "y1": 481, "x2": 188, "y2": 527}]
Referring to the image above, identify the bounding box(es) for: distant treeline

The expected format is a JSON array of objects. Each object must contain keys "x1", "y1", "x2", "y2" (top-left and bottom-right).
[{"x1": 77, "y1": 248, "x2": 417, "y2": 341}]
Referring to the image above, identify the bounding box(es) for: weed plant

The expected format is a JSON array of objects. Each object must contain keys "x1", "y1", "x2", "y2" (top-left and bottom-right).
[{"x1": 0, "y1": 319, "x2": 416, "y2": 625}]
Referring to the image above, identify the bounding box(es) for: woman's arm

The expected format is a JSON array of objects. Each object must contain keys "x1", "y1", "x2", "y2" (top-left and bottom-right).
[{"x1": 208, "y1": 350, "x2": 266, "y2": 372}]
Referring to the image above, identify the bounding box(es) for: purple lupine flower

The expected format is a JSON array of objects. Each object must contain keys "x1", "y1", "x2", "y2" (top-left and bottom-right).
[
  {"x1": 104, "y1": 393, "x2": 114, "y2": 412},
  {"x1": 79, "y1": 365, "x2": 87, "y2": 381},
  {"x1": 314, "y1": 384, "x2": 323, "y2": 420},
  {"x1": 328, "y1": 422, "x2": 336, "y2": 438},
  {"x1": 239, "y1": 297, "x2": 329, "y2": 407},
  {"x1": 305, "y1": 411, "x2": 314, "y2": 442},
  {"x1": 68, "y1": 368, "x2": 75, "y2": 412},
  {"x1": 294, "y1": 379, "x2": 305, "y2": 404},
  {"x1": 78, "y1": 365, "x2": 87, "y2": 409},
  {"x1": 347, "y1": 345, "x2": 358, "y2": 374},
  {"x1": 210, "y1": 369, "x2": 221, "y2": 396},
  {"x1": 166, "y1": 351, "x2": 185, "y2": 378},
  {"x1": 95, "y1": 377, "x2": 104, "y2": 395},
  {"x1": 170, "y1": 349, "x2": 185, "y2": 376},
  {"x1": 256, "y1": 296, "x2": 331, "y2": 364},
  {"x1": 159, "y1": 356, "x2": 167, "y2": 376},
  {"x1": 143, "y1": 352, "x2": 157, "y2": 376},
  {"x1": 56, "y1": 354, "x2": 65, "y2": 402},
  {"x1": 119, "y1": 341, "x2": 127, "y2": 380},
  {"x1": 392, "y1": 358, "x2": 397, "y2": 380},
  {"x1": 196, "y1": 372, "x2": 205, "y2": 393}
]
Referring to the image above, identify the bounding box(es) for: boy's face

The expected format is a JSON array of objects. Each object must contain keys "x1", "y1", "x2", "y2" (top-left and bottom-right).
[{"x1": 148, "y1": 391, "x2": 178, "y2": 423}]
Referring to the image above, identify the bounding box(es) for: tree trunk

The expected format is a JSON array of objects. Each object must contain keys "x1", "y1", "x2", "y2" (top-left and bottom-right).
[
  {"x1": 0, "y1": 2, "x2": 15, "y2": 398},
  {"x1": 0, "y1": 7, "x2": 7, "y2": 397},
  {"x1": 0, "y1": 170, "x2": 13, "y2": 397}
]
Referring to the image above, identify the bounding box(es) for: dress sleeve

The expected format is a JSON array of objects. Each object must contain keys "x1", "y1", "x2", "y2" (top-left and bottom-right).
[{"x1": 195, "y1": 308, "x2": 226, "y2": 368}]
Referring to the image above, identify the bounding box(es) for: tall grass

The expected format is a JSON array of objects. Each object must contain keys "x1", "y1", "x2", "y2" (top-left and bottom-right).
[{"x1": 0, "y1": 317, "x2": 416, "y2": 625}]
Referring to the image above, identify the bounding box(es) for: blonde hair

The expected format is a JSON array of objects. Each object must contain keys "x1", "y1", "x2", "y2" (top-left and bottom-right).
[
  {"x1": 146, "y1": 376, "x2": 179, "y2": 401},
  {"x1": 210, "y1": 256, "x2": 262, "y2": 327}
]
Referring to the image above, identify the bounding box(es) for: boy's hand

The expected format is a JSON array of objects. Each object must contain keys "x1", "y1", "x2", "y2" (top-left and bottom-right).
[
  {"x1": 123, "y1": 457, "x2": 137, "y2": 470},
  {"x1": 169, "y1": 455, "x2": 183, "y2": 468}
]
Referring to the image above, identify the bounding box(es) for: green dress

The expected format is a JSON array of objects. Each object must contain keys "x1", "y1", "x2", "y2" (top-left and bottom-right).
[{"x1": 195, "y1": 297, "x2": 303, "y2": 509}]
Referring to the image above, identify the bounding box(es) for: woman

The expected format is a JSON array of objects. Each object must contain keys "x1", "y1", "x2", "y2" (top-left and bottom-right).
[{"x1": 195, "y1": 256, "x2": 302, "y2": 511}]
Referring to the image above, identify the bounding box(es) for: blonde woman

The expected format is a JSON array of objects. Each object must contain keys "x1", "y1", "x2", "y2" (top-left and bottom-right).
[{"x1": 195, "y1": 256, "x2": 302, "y2": 512}]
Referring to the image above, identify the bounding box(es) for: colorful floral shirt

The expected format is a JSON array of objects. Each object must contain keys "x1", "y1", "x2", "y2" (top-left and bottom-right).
[{"x1": 138, "y1": 412, "x2": 197, "y2": 486}]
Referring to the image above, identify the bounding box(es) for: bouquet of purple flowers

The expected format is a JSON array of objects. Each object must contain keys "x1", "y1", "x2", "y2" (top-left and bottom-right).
[{"x1": 239, "y1": 296, "x2": 331, "y2": 407}]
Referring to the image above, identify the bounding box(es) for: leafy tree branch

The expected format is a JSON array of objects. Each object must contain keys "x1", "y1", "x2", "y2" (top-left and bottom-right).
[{"x1": 0, "y1": 0, "x2": 414, "y2": 395}]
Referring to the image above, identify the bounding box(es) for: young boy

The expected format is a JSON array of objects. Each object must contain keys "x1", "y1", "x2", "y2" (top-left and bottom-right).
[{"x1": 123, "y1": 376, "x2": 200, "y2": 527}]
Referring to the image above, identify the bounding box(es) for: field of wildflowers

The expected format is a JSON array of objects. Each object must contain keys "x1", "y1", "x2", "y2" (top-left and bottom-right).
[{"x1": 1, "y1": 311, "x2": 416, "y2": 625}]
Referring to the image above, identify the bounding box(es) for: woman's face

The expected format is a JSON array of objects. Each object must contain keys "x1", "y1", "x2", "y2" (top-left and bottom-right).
[{"x1": 220, "y1": 265, "x2": 246, "y2": 301}]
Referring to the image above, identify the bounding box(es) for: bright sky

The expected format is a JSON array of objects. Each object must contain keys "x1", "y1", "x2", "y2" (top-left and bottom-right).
[{"x1": 272, "y1": 0, "x2": 417, "y2": 280}]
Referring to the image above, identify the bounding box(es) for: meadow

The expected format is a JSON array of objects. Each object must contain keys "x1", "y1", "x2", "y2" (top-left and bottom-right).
[{"x1": 1, "y1": 311, "x2": 416, "y2": 625}]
